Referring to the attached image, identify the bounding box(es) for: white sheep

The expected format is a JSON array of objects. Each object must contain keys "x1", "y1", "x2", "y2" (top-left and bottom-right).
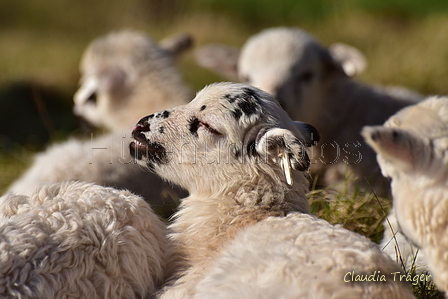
[
  {"x1": 195, "y1": 27, "x2": 423, "y2": 195},
  {"x1": 8, "y1": 30, "x2": 192, "y2": 215},
  {"x1": 195, "y1": 35, "x2": 367, "y2": 81},
  {"x1": 0, "y1": 181, "x2": 171, "y2": 298},
  {"x1": 130, "y1": 82, "x2": 416, "y2": 298},
  {"x1": 194, "y1": 213, "x2": 417, "y2": 299},
  {"x1": 74, "y1": 30, "x2": 193, "y2": 131},
  {"x1": 362, "y1": 96, "x2": 448, "y2": 294},
  {"x1": 6, "y1": 130, "x2": 186, "y2": 217}
]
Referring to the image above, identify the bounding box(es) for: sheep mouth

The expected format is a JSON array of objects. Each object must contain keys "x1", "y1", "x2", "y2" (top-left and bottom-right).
[{"x1": 130, "y1": 133, "x2": 167, "y2": 165}]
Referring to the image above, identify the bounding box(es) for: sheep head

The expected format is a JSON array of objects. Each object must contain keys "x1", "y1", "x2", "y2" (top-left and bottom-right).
[
  {"x1": 194, "y1": 27, "x2": 365, "y2": 123},
  {"x1": 362, "y1": 96, "x2": 448, "y2": 182},
  {"x1": 362, "y1": 96, "x2": 448, "y2": 275},
  {"x1": 130, "y1": 82, "x2": 319, "y2": 196},
  {"x1": 73, "y1": 30, "x2": 192, "y2": 131}
]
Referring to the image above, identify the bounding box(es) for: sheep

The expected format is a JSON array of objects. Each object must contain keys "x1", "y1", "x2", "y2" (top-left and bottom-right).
[
  {"x1": 195, "y1": 27, "x2": 424, "y2": 195},
  {"x1": 0, "y1": 181, "x2": 171, "y2": 299},
  {"x1": 362, "y1": 96, "x2": 448, "y2": 294},
  {"x1": 74, "y1": 30, "x2": 193, "y2": 131},
  {"x1": 6, "y1": 129, "x2": 186, "y2": 218},
  {"x1": 194, "y1": 213, "x2": 418, "y2": 299},
  {"x1": 195, "y1": 37, "x2": 367, "y2": 81},
  {"x1": 130, "y1": 82, "x2": 416, "y2": 299},
  {"x1": 7, "y1": 30, "x2": 192, "y2": 216}
]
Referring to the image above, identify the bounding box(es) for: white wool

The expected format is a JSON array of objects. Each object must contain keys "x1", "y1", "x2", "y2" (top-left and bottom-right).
[
  {"x1": 0, "y1": 181, "x2": 171, "y2": 299},
  {"x1": 195, "y1": 213, "x2": 415, "y2": 299},
  {"x1": 129, "y1": 82, "x2": 415, "y2": 298},
  {"x1": 7, "y1": 130, "x2": 186, "y2": 216},
  {"x1": 363, "y1": 96, "x2": 448, "y2": 294}
]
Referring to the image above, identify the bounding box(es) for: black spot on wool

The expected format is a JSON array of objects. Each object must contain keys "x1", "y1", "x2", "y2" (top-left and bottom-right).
[
  {"x1": 238, "y1": 100, "x2": 258, "y2": 116},
  {"x1": 188, "y1": 117, "x2": 200, "y2": 137},
  {"x1": 156, "y1": 110, "x2": 170, "y2": 119},
  {"x1": 237, "y1": 88, "x2": 260, "y2": 116},
  {"x1": 224, "y1": 94, "x2": 237, "y2": 103},
  {"x1": 159, "y1": 126, "x2": 164, "y2": 134},
  {"x1": 241, "y1": 87, "x2": 258, "y2": 99},
  {"x1": 200, "y1": 105, "x2": 207, "y2": 111},
  {"x1": 161, "y1": 110, "x2": 170, "y2": 118},
  {"x1": 232, "y1": 109, "x2": 242, "y2": 120}
]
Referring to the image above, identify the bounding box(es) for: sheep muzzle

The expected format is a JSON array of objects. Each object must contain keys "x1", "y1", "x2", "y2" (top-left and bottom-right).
[{"x1": 130, "y1": 129, "x2": 167, "y2": 165}]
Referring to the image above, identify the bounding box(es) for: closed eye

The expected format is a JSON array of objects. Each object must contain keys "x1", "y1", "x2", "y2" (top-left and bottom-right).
[
  {"x1": 201, "y1": 121, "x2": 222, "y2": 135},
  {"x1": 188, "y1": 116, "x2": 222, "y2": 136}
]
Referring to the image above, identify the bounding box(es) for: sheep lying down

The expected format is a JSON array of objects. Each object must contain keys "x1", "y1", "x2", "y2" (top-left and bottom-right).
[
  {"x1": 6, "y1": 130, "x2": 186, "y2": 218},
  {"x1": 0, "y1": 181, "x2": 171, "y2": 299},
  {"x1": 195, "y1": 27, "x2": 423, "y2": 195},
  {"x1": 7, "y1": 30, "x2": 192, "y2": 218},
  {"x1": 130, "y1": 82, "x2": 416, "y2": 299},
  {"x1": 363, "y1": 96, "x2": 448, "y2": 295}
]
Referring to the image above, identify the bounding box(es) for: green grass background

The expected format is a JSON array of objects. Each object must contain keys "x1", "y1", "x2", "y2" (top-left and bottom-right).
[
  {"x1": 3, "y1": 0, "x2": 448, "y2": 192},
  {"x1": 1, "y1": 1, "x2": 447, "y2": 296}
]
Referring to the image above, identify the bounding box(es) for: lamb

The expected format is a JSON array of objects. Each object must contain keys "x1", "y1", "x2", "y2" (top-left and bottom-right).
[
  {"x1": 74, "y1": 30, "x2": 193, "y2": 131},
  {"x1": 195, "y1": 27, "x2": 423, "y2": 195},
  {"x1": 0, "y1": 181, "x2": 171, "y2": 298},
  {"x1": 6, "y1": 129, "x2": 186, "y2": 217},
  {"x1": 130, "y1": 82, "x2": 416, "y2": 298},
  {"x1": 7, "y1": 30, "x2": 191, "y2": 216},
  {"x1": 362, "y1": 96, "x2": 448, "y2": 294},
  {"x1": 195, "y1": 37, "x2": 367, "y2": 80},
  {"x1": 194, "y1": 213, "x2": 417, "y2": 299}
]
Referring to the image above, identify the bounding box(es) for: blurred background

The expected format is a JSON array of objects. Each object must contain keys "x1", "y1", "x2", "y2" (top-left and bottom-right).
[{"x1": 2, "y1": 0, "x2": 448, "y2": 193}]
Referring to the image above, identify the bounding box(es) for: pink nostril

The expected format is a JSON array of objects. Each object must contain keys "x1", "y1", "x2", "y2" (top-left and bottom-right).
[
  {"x1": 133, "y1": 122, "x2": 150, "y2": 133},
  {"x1": 135, "y1": 123, "x2": 150, "y2": 131}
]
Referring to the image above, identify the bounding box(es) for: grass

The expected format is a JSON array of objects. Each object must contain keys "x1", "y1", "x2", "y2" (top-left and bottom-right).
[
  {"x1": 309, "y1": 182, "x2": 390, "y2": 243},
  {"x1": 0, "y1": 151, "x2": 31, "y2": 193},
  {"x1": 1, "y1": 1, "x2": 448, "y2": 297},
  {"x1": 309, "y1": 178, "x2": 444, "y2": 298}
]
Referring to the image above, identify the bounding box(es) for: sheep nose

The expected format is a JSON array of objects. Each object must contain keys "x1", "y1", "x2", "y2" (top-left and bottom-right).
[{"x1": 133, "y1": 117, "x2": 151, "y2": 134}]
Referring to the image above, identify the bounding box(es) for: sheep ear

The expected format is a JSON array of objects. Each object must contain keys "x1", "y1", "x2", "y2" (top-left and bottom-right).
[
  {"x1": 159, "y1": 33, "x2": 193, "y2": 59},
  {"x1": 362, "y1": 126, "x2": 420, "y2": 171},
  {"x1": 293, "y1": 121, "x2": 320, "y2": 146},
  {"x1": 194, "y1": 44, "x2": 240, "y2": 81},
  {"x1": 328, "y1": 43, "x2": 367, "y2": 77},
  {"x1": 255, "y1": 128, "x2": 310, "y2": 185}
]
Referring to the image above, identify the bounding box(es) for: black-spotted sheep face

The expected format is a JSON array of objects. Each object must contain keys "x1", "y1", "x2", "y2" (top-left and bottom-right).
[{"x1": 130, "y1": 82, "x2": 318, "y2": 192}]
